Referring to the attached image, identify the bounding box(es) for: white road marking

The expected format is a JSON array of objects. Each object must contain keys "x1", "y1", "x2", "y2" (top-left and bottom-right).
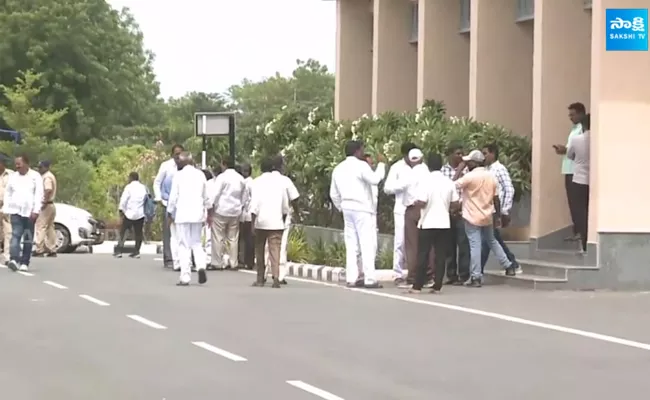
[
  {"x1": 239, "y1": 270, "x2": 650, "y2": 352},
  {"x1": 286, "y1": 380, "x2": 345, "y2": 400},
  {"x1": 43, "y1": 280, "x2": 68, "y2": 289},
  {"x1": 78, "y1": 294, "x2": 110, "y2": 306},
  {"x1": 17, "y1": 271, "x2": 34, "y2": 276},
  {"x1": 126, "y1": 314, "x2": 167, "y2": 330},
  {"x1": 191, "y1": 341, "x2": 247, "y2": 362}
]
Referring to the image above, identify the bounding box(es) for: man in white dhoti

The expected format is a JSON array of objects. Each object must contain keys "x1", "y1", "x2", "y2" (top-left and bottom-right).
[
  {"x1": 330, "y1": 140, "x2": 386, "y2": 289},
  {"x1": 166, "y1": 152, "x2": 211, "y2": 286}
]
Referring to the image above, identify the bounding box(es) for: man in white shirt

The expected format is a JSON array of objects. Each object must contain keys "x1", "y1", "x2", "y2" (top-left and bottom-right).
[
  {"x1": 383, "y1": 142, "x2": 417, "y2": 283},
  {"x1": 210, "y1": 156, "x2": 247, "y2": 270},
  {"x1": 250, "y1": 157, "x2": 290, "y2": 288},
  {"x1": 330, "y1": 140, "x2": 386, "y2": 289},
  {"x1": 2, "y1": 154, "x2": 43, "y2": 272},
  {"x1": 114, "y1": 172, "x2": 148, "y2": 258},
  {"x1": 409, "y1": 154, "x2": 459, "y2": 294},
  {"x1": 401, "y1": 148, "x2": 432, "y2": 288},
  {"x1": 238, "y1": 163, "x2": 254, "y2": 270},
  {"x1": 0, "y1": 157, "x2": 14, "y2": 263},
  {"x1": 167, "y1": 152, "x2": 212, "y2": 286},
  {"x1": 567, "y1": 113, "x2": 590, "y2": 252},
  {"x1": 264, "y1": 155, "x2": 300, "y2": 285},
  {"x1": 153, "y1": 144, "x2": 184, "y2": 268}
]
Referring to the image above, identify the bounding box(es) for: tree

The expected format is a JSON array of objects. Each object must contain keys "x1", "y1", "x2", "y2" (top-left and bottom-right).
[
  {"x1": 0, "y1": 0, "x2": 161, "y2": 143},
  {"x1": 228, "y1": 59, "x2": 334, "y2": 157},
  {"x1": 0, "y1": 70, "x2": 67, "y2": 140}
]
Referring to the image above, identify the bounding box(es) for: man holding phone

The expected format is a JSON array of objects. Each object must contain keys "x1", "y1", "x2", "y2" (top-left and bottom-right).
[{"x1": 552, "y1": 102, "x2": 586, "y2": 242}]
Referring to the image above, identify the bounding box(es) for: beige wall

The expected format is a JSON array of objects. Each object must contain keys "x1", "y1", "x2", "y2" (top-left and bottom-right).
[
  {"x1": 335, "y1": 0, "x2": 373, "y2": 121},
  {"x1": 417, "y1": 0, "x2": 469, "y2": 116},
  {"x1": 590, "y1": 0, "x2": 650, "y2": 236},
  {"x1": 469, "y1": 0, "x2": 534, "y2": 137},
  {"x1": 371, "y1": 0, "x2": 418, "y2": 114},
  {"x1": 530, "y1": 0, "x2": 592, "y2": 239}
]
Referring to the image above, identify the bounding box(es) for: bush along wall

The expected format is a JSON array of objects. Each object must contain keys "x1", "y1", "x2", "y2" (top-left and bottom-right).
[{"x1": 250, "y1": 100, "x2": 532, "y2": 234}]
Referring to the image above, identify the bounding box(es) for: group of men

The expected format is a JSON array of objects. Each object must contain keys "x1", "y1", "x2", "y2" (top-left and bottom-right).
[
  {"x1": 151, "y1": 145, "x2": 299, "y2": 287},
  {"x1": 0, "y1": 155, "x2": 58, "y2": 272},
  {"x1": 330, "y1": 139, "x2": 520, "y2": 292}
]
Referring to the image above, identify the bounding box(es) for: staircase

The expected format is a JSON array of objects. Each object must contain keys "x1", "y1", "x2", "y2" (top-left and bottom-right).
[{"x1": 483, "y1": 241, "x2": 599, "y2": 290}]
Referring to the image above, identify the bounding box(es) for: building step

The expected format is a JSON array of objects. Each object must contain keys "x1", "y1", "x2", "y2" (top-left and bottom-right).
[
  {"x1": 530, "y1": 249, "x2": 596, "y2": 266},
  {"x1": 517, "y1": 258, "x2": 599, "y2": 279},
  {"x1": 483, "y1": 271, "x2": 568, "y2": 290}
]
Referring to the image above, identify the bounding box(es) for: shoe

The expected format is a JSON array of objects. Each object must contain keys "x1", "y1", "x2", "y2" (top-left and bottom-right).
[
  {"x1": 252, "y1": 281, "x2": 264, "y2": 287},
  {"x1": 364, "y1": 282, "x2": 383, "y2": 289},
  {"x1": 505, "y1": 266, "x2": 516, "y2": 276},
  {"x1": 176, "y1": 281, "x2": 189, "y2": 286},
  {"x1": 279, "y1": 279, "x2": 288, "y2": 285},
  {"x1": 423, "y1": 280, "x2": 435, "y2": 289},
  {"x1": 394, "y1": 277, "x2": 406, "y2": 286},
  {"x1": 271, "y1": 278, "x2": 281, "y2": 289},
  {"x1": 46, "y1": 253, "x2": 58, "y2": 258},
  {"x1": 198, "y1": 269, "x2": 207, "y2": 284},
  {"x1": 128, "y1": 253, "x2": 140, "y2": 259},
  {"x1": 18, "y1": 264, "x2": 28, "y2": 272},
  {"x1": 33, "y1": 252, "x2": 45, "y2": 257},
  {"x1": 514, "y1": 265, "x2": 523, "y2": 274},
  {"x1": 429, "y1": 288, "x2": 441, "y2": 294},
  {"x1": 463, "y1": 277, "x2": 482, "y2": 288},
  {"x1": 7, "y1": 260, "x2": 18, "y2": 272},
  {"x1": 113, "y1": 253, "x2": 123, "y2": 258}
]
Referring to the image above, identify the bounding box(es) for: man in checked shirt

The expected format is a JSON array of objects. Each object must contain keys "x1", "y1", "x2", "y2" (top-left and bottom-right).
[{"x1": 481, "y1": 144, "x2": 521, "y2": 274}]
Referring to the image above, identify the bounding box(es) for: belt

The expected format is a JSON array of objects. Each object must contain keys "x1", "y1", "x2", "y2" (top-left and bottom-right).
[{"x1": 44, "y1": 201, "x2": 54, "y2": 205}]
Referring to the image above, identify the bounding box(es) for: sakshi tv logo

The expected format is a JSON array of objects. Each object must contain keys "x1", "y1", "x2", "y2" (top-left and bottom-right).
[{"x1": 606, "y1": 8, "x2": 648, "y2": 51}]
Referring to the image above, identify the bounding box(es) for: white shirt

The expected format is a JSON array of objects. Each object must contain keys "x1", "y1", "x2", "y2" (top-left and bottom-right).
[
  {"x1": 239, "y1": 176, "x2": 253, "y2": 222},
  {"x1": 330, "y1": 156, "x2": 386, "y2": 214},
  {"x1": 167, "y1": 165, "x2": 211, "y2": 224},
  {"x1": 567, "y1": 131, "x2": 590, "y2": 185},
  {"x1": 250, "y1": 172, "x2": 291, "y2": 230},
  {"x1": 273, "y1": 171, "x2": 300, "y2": 228},
  {"x1": 212, "y1": 168, "x2": 247, "y2": 218},
  {"x1": 2, "y1": 169, "x2": 43, "y2": 218},
  {"x1": 153, "y1": 158, "x2": 177, "y2": 206},
  {"x1": 118, "y1": 180, "x2": 148, "y2": 221},
  {"x1": 383, "y1": 159, "x2": 411, "y2": 214},
  {"x1": 402, "y1": 164, "x2": 430, "y2": 208},
  {"x1": 416, "y1": 171, "x2": 459, "y2": 229}
]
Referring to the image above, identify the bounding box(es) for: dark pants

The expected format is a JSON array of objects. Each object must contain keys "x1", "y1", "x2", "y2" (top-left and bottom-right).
[
  {"x1": 413, "y1": 228, "x2": 450, "y2": 291},
  {"x1": 573, "y1": 182, "x2": 590, "y2": 251},
  {"x1": 238, "y1": 221, "x2": 254, "y2": 268},
  {"x1": 115, "y1": 216, "x2": 144, "y2": 254},
  {"x1": 446, "y1": 215, "x2": 470, "y2": 281},
  {"x1": 162, "y1": 206, "x2": 172, "y2": 265},
  {"x1": 565, "y1": 174, "x2": 580, "y2": 235},
  {"x1": 10, "y1": 215, "x2": 34, "y2": 266},
  {"x1": 404, "y1": 206, "x2": 434, "y2": 283},
  {"x1": 481, "y1": 227, "x2": 518, "y2": 273}
]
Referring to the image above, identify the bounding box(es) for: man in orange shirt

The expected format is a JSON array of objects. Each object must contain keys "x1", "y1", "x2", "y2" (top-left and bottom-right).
[{"x1": 455, "y1": 150, "x2": 515, "y2": 287}]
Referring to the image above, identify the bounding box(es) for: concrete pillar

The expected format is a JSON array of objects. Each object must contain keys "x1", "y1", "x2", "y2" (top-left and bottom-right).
[
  {"x1": 530, "y1": 0, "x2": 592, "y2": 240},
  {"x1": 335, "y1": 0, "x2": 373, "y2": 120},
  {"x1": 417, "y1": 0, "x2": 470, "y2": 116},
  {"x1": 590, "y1": 0, "x2": 650, "y2": 236},
  {"x1": 371, "y1": 0, "x2": 418, "y2": 114},
  {"x1": 469, "y1": 0, "x2": 534, "y2": 137}
]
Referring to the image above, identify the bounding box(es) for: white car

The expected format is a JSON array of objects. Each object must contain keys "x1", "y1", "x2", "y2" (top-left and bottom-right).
[{"x1": 54, "y1": 203, "x2": 104, "y2": 253}]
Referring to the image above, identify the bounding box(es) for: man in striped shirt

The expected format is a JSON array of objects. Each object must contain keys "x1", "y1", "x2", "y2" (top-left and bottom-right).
[{"x1": 481, "y1": 144, "x2": 520, "y2": 273}]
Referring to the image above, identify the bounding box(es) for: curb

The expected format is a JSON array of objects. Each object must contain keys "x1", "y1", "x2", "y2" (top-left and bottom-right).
[{"x1": 285, "y1": 262, "x2": 396, "y2": 283}]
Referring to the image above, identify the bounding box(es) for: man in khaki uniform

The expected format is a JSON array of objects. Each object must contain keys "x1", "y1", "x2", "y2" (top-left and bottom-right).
[
  {"x1": 0, "y1": 157, "x2": 13, "y2": 263},
  {"x1": 34, "y1": 160, "x2": 57, "y2": 257}
]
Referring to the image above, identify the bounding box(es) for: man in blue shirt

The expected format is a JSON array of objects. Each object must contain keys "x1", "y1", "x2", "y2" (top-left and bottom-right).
[{"x1": 153, "y1": 144, "x2": 184, "y2": 268}]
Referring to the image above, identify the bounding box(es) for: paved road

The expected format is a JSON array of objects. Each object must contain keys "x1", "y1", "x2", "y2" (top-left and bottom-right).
[{"x1": 2, "y1": 255, "x2": 650, "y2": 399}]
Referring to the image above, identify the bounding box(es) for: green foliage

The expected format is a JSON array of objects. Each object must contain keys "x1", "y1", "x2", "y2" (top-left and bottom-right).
[{"x1": 254, "y1": 100, "x2": 532, "y2": 233}]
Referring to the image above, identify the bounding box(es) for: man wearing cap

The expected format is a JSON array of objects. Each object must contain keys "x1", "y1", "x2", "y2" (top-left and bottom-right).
[
  {"x1": 330, "y1": 140, "x2": 386, "y2": 289},
  {"x1": 455, "y1": 150, "x2": 516, "y2": 287},
  {"x1": 400, "y1": 148, "x2": 432, "y2": 288},
  {"x1": 34, "y1": 160, "x2": 57, "y2": 257},
  {"x1": 0, "y1": 157, "x2": 13, "y2": 263}
]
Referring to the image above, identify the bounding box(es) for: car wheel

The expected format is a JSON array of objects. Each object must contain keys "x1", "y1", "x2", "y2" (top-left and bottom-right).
[{"x1": 55, "y1": 223, "x2": 71, "y2": 253}]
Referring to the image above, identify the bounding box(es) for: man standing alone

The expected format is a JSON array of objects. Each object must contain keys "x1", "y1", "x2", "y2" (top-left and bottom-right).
[
  {"x1": 114, "y1": 172, "x2": 148, "y2": 258},
  {"x1": 238, "y1": 163, "x2": 254, "y2": 270},
  {"x1": 167, "y1": 152, "x2": 211, "y2": 286},
  {"x1": 330, "y1": 140, "x2": 386, "y2": 289},
  {"x1": 0, "y1": 157, "x2": 13, "y2": 263},
  {"x1": 34, "y1": 160, "x2": 57, "y2": 257},
  {"x1": 210, "y1": 156, "x2": 247, "y2": 270},
  {"x1": 153, "y1": 144, "x2": 184, "y2": 268},
  {"x1": 3, "y1": 155, "x2": 43, "y2": 272}
]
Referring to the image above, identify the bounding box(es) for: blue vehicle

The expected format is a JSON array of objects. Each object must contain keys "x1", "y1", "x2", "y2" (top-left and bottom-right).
[{"x1": 0, "y1": 128, "x2": 22, "y2": 144}]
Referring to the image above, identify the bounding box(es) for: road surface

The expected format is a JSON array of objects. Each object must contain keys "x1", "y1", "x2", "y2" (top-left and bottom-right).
[{"x1": 1, "y1": 255, "x2": 649, "y2": 399}]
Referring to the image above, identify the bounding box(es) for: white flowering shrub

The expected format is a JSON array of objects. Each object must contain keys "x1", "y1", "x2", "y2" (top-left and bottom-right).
[{"x1": 248, "y1": 100, "x2": 531, "y2": 233}]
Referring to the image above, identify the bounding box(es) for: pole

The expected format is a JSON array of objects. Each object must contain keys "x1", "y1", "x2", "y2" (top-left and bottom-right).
[
  {"x1": 201, "y1": 115, "x2": 207, "y2": 169},
  {"x1": 228, "y1": 115, "x2": 236, "y2": 162}
]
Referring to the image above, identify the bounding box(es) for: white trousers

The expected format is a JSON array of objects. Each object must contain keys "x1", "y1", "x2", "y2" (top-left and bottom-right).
[
  {"x1": 170, "y1": 222, "x2": 181, "y2": 269},
  {"x1": 265, "y1": 224, "x2": 290, "y2": 280},
  {"x1": 392, "y1": 212, "x2": 406, "y2": 278},
  {"x1": 343, "y1": 209, "x2": 377, "y2": 284},
  {"x1": 176, "y1": 222, "x2": 206, "y2": 284}
]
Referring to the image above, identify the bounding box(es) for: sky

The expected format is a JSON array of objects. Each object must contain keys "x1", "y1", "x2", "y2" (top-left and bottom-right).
[{"x1": 106, "y1": 0, "x2": 336, "y2": 99}]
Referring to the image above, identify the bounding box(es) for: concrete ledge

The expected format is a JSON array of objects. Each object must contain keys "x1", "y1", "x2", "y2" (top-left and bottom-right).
[
  {"x1": 92, "y1": 241, "x2": 162, "y2": 255},
  {"x1": 285, "y1": 262, "x2": 395, "y2": 283}
]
